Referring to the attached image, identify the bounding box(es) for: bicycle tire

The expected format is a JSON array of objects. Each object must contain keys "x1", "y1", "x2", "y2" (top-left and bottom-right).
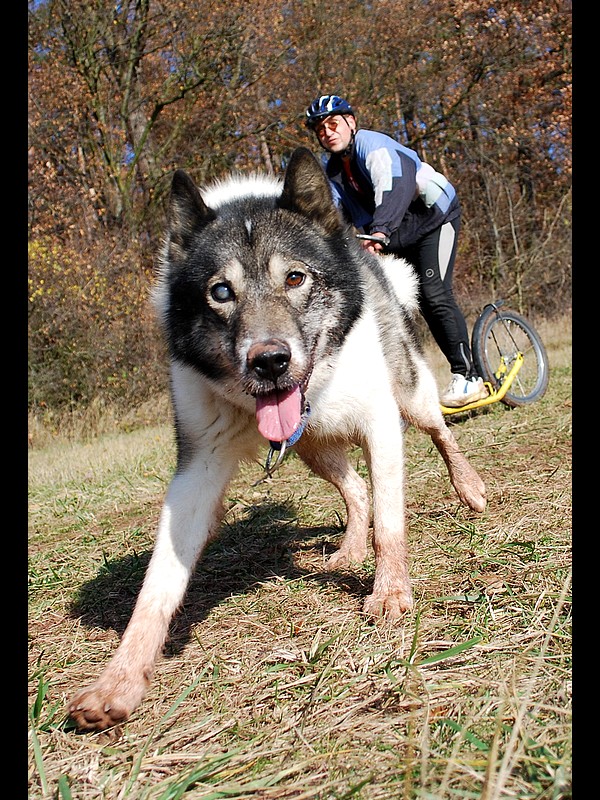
[{"x1": 471, "y1": 304, "x2": 549, "y2": 407}]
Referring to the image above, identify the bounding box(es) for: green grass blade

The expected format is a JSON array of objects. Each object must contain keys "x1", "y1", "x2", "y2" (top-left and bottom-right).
[
  {"x1": 57, "y1": 774, "x2": 74, "y2": 799},
  {"x1": 436, "y1": 717, "x2": 490, "y2": 751},
  {"x1": 415, "y1": 636, "x2": 483, "y2": 666},
  {"x1": 29, "y1": 723, "x2": 48, "y2": 797}
]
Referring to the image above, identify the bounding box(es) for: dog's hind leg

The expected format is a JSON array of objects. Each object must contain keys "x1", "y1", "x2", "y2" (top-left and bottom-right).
[
  {"x1": 401, "y1": 366, "x2": 487, "y2": 513},
  {"x1": 427, "y1": 422, "x2": 487, "y2": 512},
  {"x1": 68, "y1": 452, "x2": 239, "y2": 732},
  {"x1": 294, "y1": 439, "x2": 371, "y2": 568}
]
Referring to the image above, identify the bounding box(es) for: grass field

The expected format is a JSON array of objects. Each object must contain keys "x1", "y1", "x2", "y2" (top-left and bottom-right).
[{"x1": 28, "y1": 315, "x2": 572, "y2": 799}]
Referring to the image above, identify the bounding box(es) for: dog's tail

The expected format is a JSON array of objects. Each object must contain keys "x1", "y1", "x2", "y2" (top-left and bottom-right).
[{"x1": 378, "y1": 255, "x2": 420, "y2": 314}]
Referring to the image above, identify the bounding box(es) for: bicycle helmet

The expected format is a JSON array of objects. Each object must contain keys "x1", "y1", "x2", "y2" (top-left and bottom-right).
[{"x1": 305, "y1": 95, "x2": 355, "y2": 128}]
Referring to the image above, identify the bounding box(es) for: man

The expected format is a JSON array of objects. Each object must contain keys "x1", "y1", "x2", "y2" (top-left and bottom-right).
[{"x1": 305, "y1": 94, "x2": 488, "y2": 408}]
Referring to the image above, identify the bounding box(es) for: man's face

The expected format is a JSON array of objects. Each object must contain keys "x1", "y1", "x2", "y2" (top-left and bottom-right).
[{"x1": 314, "y1": 114, "x2": 356, "y2": 153}]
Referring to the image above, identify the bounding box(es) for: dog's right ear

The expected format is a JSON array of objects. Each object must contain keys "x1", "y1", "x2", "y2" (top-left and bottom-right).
[
  {"x1": 278, "y1": 148, "x2": 344, "y2": 235},
  {"x1": 167, "y1": 170, "x2": 216, "y2": 261}
]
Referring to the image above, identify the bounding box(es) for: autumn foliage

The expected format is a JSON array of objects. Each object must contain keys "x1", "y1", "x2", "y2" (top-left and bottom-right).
[{"x1": 28, "y1": 0, "x2": 571, "y2": 411}]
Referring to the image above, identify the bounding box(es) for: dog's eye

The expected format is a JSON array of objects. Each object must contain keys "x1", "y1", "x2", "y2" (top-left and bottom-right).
[
  {"x1": 210, "y1": 282, "x2": 235, "y2": 303},
  {"x1": 286, "y1": 271, "x2": 305, "y2": 288}
]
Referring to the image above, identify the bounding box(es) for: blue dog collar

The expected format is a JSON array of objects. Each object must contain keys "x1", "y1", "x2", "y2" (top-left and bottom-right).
[
  {"x1": 265, "y1": 401, "x2": 311, "y2": 475},
  {"x1": 269, "y1": 400, "x2": 311, "y2": 451}
]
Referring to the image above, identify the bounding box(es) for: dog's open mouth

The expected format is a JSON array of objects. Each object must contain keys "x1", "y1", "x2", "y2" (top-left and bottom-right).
[{"x1": 255, "y1": 385, "x2": 303, "y2": 443}]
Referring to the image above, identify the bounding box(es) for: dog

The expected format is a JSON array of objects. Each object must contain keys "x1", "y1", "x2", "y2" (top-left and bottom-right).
[{"x1": 68, "y1": 147, "x2": 486, "y2": 731}]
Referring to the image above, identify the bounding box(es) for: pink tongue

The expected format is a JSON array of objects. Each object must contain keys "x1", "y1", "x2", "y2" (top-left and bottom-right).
[{"x1": 255, "y1": 386, "x2": 302, "y2": 442}]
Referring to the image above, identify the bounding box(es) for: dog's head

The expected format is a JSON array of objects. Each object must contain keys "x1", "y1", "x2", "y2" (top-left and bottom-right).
[{"x1": 154, "y1": 148, "x2": 365, "y2": 443}]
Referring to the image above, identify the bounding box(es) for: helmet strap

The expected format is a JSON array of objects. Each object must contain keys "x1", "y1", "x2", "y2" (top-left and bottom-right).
[{"x1": 340, "y1": 123, "x2": 356, "y2": 158}]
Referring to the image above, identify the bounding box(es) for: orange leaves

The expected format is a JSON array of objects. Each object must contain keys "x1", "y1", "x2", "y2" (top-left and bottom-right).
[
  {"x1": 28, "y1": 0, "x2": 571, "y2": 409},
  {"x1": 28, "y1": 236, "x2": 165, "y2": 408}
]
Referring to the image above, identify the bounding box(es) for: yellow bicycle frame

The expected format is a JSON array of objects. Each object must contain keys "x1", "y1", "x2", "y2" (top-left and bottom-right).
[{"x1": 440, "y1": 352, "x2": 524, "y2": 415}]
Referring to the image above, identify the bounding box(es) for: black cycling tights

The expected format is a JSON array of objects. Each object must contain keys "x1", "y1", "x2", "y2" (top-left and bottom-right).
[{"x1": 393, "y1": 217, "x2": 476, "y2": 379}]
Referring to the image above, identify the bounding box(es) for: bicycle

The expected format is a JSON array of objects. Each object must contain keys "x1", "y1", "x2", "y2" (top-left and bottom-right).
[
  {"x1": 441, "y1": 300, "x2": 549, "y2": 416},
  {"x1": 355, "y1": 235, "x2": 550, "y2": 416}
]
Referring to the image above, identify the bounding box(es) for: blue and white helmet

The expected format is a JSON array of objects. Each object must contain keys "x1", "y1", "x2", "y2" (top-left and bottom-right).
[{"x1": 305, "y1": 94, "x2": 355, "y2": 128}]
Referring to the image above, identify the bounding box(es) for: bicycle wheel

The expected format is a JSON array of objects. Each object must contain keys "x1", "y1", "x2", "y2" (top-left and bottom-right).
[{"x1": 471, "y1": 303, "x2": 549, "y2": 407}]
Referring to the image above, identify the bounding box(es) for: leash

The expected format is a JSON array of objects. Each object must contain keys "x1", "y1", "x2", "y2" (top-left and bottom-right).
[{"x1": 263, "y1": 401, "x2": 311, "y2": 477}]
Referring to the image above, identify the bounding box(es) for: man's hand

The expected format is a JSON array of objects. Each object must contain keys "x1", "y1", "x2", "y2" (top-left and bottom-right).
[{"x1": 358, "y1": 232, "x2": 388, "y2": 254}]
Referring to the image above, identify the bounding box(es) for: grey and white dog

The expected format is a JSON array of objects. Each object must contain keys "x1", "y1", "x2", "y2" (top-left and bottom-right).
[{"x1": 68, "y1": 147, "x2": 486, "y2": 731}]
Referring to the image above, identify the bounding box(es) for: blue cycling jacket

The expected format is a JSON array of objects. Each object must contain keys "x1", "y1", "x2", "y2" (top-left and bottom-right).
[{"x1": 322, "y1": 129, "x2": 460, "y2": 249}]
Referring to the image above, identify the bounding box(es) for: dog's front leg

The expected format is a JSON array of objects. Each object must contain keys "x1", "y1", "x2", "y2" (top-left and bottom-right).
[
  {"x1": 361, "y1": 416, "x2": 413, "y2": 619},
  {"x1": 68, "y1": 454, "x2": 237, "y2": 731}
]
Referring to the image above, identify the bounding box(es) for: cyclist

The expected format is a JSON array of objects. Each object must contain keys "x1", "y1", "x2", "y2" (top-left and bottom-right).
[{"x1": 305, "y1": 93, "x2": 488, "y2": 408}]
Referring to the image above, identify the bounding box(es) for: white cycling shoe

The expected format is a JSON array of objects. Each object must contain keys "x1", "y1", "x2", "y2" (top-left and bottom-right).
[{"x1": 440, "y1": 374, "x2": 489, "y2": 408}]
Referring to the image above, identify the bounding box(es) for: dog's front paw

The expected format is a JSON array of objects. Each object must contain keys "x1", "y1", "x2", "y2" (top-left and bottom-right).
[
  {"x1": 68, "y1": 686, "x2": 130, "y2": 731},
  {"x1": 363, "y1": 588, "x2": 413, "y2": 620},
  {"x1": 68, "y1": 672, "x2": 148, "y2": 732}
]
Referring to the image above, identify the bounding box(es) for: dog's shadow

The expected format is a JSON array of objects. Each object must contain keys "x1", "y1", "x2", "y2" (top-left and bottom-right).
[{"x1": 69, "y1": 501, "x2": 370, "y2": 656}]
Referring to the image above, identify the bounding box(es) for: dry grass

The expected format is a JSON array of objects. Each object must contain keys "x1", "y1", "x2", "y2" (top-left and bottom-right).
[{"x1": 28, "y1": 316, "x2": 571, "y2": 799}]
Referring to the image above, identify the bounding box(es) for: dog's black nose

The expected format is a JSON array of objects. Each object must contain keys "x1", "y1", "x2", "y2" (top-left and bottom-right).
[{"x1": 247, "y1": 340, "x2": 291, "y2": 382}]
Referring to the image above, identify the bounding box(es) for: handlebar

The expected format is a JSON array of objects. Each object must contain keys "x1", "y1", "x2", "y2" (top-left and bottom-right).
[{"x1": 355, "y1": 234, "x2": 390, "y2": 247}]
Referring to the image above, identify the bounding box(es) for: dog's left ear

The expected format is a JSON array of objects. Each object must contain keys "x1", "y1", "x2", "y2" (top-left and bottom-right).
[{"x1": 278, "y1": 147, "x2": 344, "y2": 235}]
